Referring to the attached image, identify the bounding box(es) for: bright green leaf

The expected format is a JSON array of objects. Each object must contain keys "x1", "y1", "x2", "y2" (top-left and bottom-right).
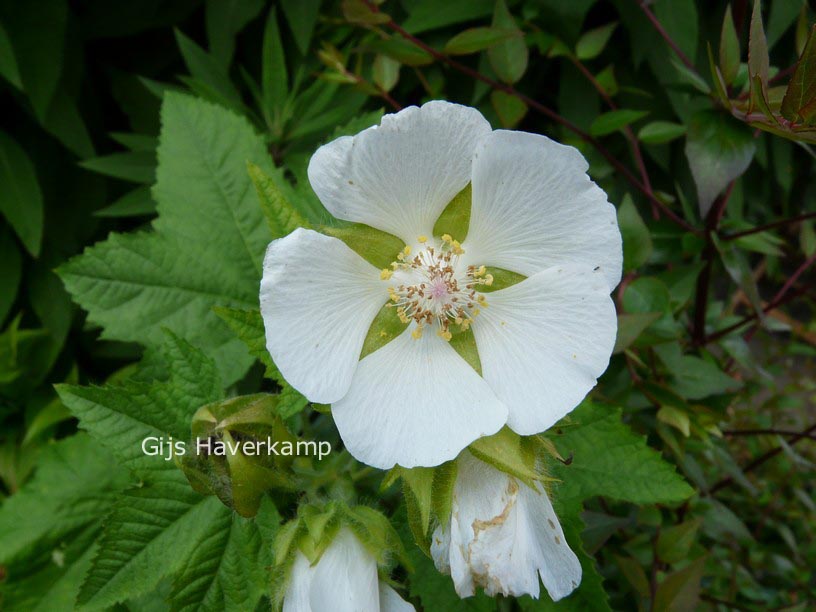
[{"x1": 575, "y1": 22, "x2": 617, "y2": 61}]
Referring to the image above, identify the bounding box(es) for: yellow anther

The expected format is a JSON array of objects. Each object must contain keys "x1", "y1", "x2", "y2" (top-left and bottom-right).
[
  {"x1": 417, "y1": 235, "x2": 428, "y2": 243},
  {"x1": 478, "y1": 295, "x2": 488, "y2": 307},
  {"x1": 441, "y1": 234, "x2": 452, "y2": 243},
  {"x1": 397, "y1": 252, "x2": 405, "y2": 261},
  {"x1": 476, "y1": 265, "x2": 486, "y2": 277},
  {"x1": 380, "y1": 268, "x2": 393, "y2": 280},
  {"x1": 472, "y1": 308, "x2": 481, "y2": 317},
  {"x1": 454, "y1": 317, "x2": 463, "y2": 325},
  {"x1": 451, "y1": 240, "x2": 464, "y2": 255},
  {"x1": 390, "y1": 293, "x2": 399, "y2": 303},
  {"x1": 484, "y1": 274, "x2": 494, "y2": 286},
  {"x1": 437, "y1": 329, "x2": 452, "y2": 341},
  {"x1": 391, "y1": 262, "x2": 399, "y2": 270},
  {"x1": 403, "y1": 245, "x2": 411, "y2": 255},
  {"x1": 460, "y1": 319, "x2": 470, "y2": 331},
  {"x1": 411, "y1": 326, "x2": 423, "y2": 340}
]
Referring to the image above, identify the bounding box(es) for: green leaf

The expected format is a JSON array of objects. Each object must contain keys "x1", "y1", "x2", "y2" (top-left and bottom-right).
[
  {"x1": 748, "y1": 0, "x2": 769, "y2": 87},
  {"x1": 170, "y1": 502, "x2": 279, "y2": 611},
  {"x1": 205, "y1": 0, "x2": 265, "y2": 68},
  {"x1": 444, "y1": 27, "x2": 516, "y2": 55},
  {"x1": 719, "y1": 5, "x2": 740, "y2": 85},
  {"x1": 781, "y1": 25, "x2": 816, "y2": 123},
  {"x1": 0, "y1": 131, "x2": 44, "y2": 256},
  {"x1": 684, "y1": 110, "x2": 755, "y2": 217},
  {"x1": 56, "y1": 333, "x2": 222, "y2": 474},
  {"x1": 487, "y1": 0, "x2": 528, "y2": 84},
  {"x1": 638, "y1": 121, "x2": 687, "y2": 144},
  {"x1": 0, "y1": 20, "x2": 22, "y2": 89},
  {"x1": 93, "y1": 186, "x2": 156, "y2": 218},
  {"x1": 0, "y1": 434, "x2": 129, "y2": 566},
  {"x1": 262, "y1": 7, "x2": 288, "y2": 120},
  {"x1": 551, "y1": 402, "x2": 694, "y2": 505},
  {"x1": 623, "y1": 277, "x2": 670, "y2": 314},
  {"x1": 590, "y1": 110, "x2": 648, "y2": 136},
  {"x1": 618, "y1": 194, "x2": 652, "y2": 272},
  {"x1": 713, "y1": 233, "x2": 765, "y2": 319},
  {"x1": 78, "y1": 471, "x2": 227, "y2": 609},
  {"x1": 767, "y1": 0, "x2": 804, "y2": 49},
  {"x1": 575, "y1": 22, "x2": 617, "y2": 61},
  {"x1": 657, "y1": 404, "x2": 691, "y2": 437},
  {"x1": 368, "y1": 37, "x2": 434, "y2": 66},
  {"x1": 59, "y1": 93, "x2": 274, "y2": 384},
  {"x1": 433, "y1": 183, "x2": 471, "y2": 242},
  {"x1": 281, "y1": 0, "x2": 321, "y2": 55},
  {"x1": 654, "y1": 0, "x2": 698, "y2": 62},
  {"x1": 0, "y1": 226, "x2": 22, "y2": 323},
  {"x1": 404, "y1": 0, "x2": 493, "y2": 34},
  {"x1": 657, "y1": 518, "x2": 702, "y2": 564},
  {"x1": 79, "y1": 151, "x2": 155, "y2": 184},
  {"x1": 653, "y1": 343, "x2": 742, "y2": 400},
  {"x1": 613, "y1": 312, "x2": 662, "y2": 354},
  {"x1": 175, "y1": 29, "x2": 243, "y2": 111},
  {"x1": 653, "y1": 556, "x2": 706, "y2": 611},
  {"x1": 490, "y1": 90, "x2": 528, "y2": 128},
  {"x1": 372, "y1": 53, "x2": 400, "y2": 92}
]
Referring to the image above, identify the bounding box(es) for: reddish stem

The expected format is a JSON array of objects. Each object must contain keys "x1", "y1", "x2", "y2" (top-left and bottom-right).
[
  {"x1": 637, "y1": 1, "x2": 697, "y2": 72},
  {"x1": 722, "y1": 211, "x2": 816, "y2": 241}
]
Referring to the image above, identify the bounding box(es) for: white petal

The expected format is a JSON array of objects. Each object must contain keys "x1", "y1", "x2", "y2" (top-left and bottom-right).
[
  {"x1": 283, "y1": 552, "x2": 314, "y2": 612},
  {"x1": 332, "y1": 327, "x2": 507, "y2": 469},
  {"x1": 430, "y1": 524, "x2": 451, "y2": 575},
  {"x1": 519, "y1": 482, "x2": 582, "y2": 602},
  {"x1": 378, "y1": 583, "x2": 415, "y2": 611},
  {"x1": 308, "y1": 101, "x2": 491, "y2": 244},
  {"x1": 472, "y1": 265, "x2": 617, "y2": 435},
  {"x1": 464, "y1": 130, "x2": 622, "y2": 291},
  {"x1": 308, "y1": 529, "x2": 380, "y2": 612},
  {"x1": 260, "y1": 228, "x2": 385, "y2": 404}
]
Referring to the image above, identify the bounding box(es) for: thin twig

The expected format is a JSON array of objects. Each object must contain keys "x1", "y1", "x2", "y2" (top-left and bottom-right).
[
  {"x1": 637, "y1": 1, "x2": 698, "y2": 72},
  {"x1": 359, "y1": 0, "x2": 700, "y2": 235},
  {"x1": 724, "y1": 428, "x2": 816, "y2": 441},
  {"x1": 709, "y1": 423, "x2": 816, "y2": 495},
  {"x1": 722, "y1": 211, "x2": 816, "y2": 241}
]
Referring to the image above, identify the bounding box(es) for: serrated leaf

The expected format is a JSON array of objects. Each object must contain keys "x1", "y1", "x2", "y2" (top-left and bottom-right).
[
  {"x1": 56, "y1": 333, "x2": 222, "y2": 474},
  {"x1": 0, "y1": 434, "x2": 129, "y2": 566},
  {"x1": 637, "y1": 121, "x2": 686, "y2": 144},
  {"x1": 781, "y1": 25, "x2": 816, "y2": 123},
  {"x1": 551, "y1": 402, "x2": 694, "y2": 505},
  {"x1": 685, "y1": 110, "x2": 755, "y2": 217},
  {"x1": 590, "y1": 110, "x2": 648, "y2": 136},
  {"x1": 487, "y1": 0, "x2": 528, "y2": 84},
  {"x1": 59, "y1": 93, "x2": 275, "y2": 384},
  {"x1": 93, "y1": 185, "x2": 157, "y2": 218},
  {"x1": 0, "y1": 131, "x2": 44, "y2": 256},
  {"x1": 247, "y1": 161, "x2": 309, "y2": 238},
  {"x1": 719, "y1": 5, "x2": 740, "y2": 85},
  {"x1": 78, "y1": 470, "x2": 226, "y2": 610},
  {"x1": 170, "y1": 501, "x2": 279, "y2": 611},
  {"x1": 575, "y1": 22, "x2": 617, "y2": 61}
]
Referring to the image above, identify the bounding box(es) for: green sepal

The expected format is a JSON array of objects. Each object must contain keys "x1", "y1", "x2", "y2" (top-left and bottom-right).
[
  {"x1": 180, "y1": 394, "x2": 299, "y2": 518},
  {"x1": 432, "y1": 183, "x2": 471, "y2": 242},
  {"x1": 448, "y1": 325, "x2": 482, "y2": 375},
  {"x1": 479, "y1": 266, "x2": 526, "y2": 292},
  {"x1": 360, "y1": 301, "x2": 408, "y2": 359},
  {"x1": 468, "y1": 427, "x2": 543, "y2": 490},
  {"x1": 320, "y1": 223, "x2": 405, "y2": 270},
  {"x1": 247, "y1": 161, "x2": 309, "y2": 238}
]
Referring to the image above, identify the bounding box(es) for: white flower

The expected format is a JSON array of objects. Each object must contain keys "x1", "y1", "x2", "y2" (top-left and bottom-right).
[
  {"x1": 260, "y1": 100, "x2": 621, "y2": 469},
  {"x1": 431, "y1": 451, "x2": 581, "y2": 601},
  {"x1": 283, "y1": 528, "x2": 414, "y2": 612}
]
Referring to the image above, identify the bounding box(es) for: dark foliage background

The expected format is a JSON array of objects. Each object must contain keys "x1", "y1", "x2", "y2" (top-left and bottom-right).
[{"x1": 0, "y1": 0, "x2": 814, "y2": 610}]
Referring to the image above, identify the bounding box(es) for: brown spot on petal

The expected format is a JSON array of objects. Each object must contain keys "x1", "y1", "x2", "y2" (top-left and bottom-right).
[{"x1": 548, "y1": 519, "x2": 556, "y2": 530}]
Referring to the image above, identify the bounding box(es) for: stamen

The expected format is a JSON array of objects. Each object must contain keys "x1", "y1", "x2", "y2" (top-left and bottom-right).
[{"x1": 380, "y1": 237, "x2": 490, "y2": 340}]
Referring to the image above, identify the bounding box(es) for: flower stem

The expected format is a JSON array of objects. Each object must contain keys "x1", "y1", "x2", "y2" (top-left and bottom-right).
[{"x1": 721, "y1": 211, "x2": 816, "y2": 241}]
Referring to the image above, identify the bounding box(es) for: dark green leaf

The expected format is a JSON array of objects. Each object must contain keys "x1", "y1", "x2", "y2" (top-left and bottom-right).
[
  {"x1": 590, "y1": 109, "x2": 648, "y2": 136},
  {"x1": 638, "y1": 121, "x2": 687, "y2": 144},
  {"x1": 618, "y1": 194, "x2": 652, "y2": 272},
  {"x1": 281, "y1": 0, "x2": 321, "y2": 54},
  {"x1": 487, "y1": 0, "x2": 528, "y2": 84},
  {"x1": 719, "y1": 5, "x2": 740, "y2": 85},
  {"x1": 575, "y1": 22, "x2": 617, "y2": 61},
  {"x1": 0, "y1": 131, "x2": 44, "y2": 256},
  {"x1": 781, "y1": 25, "x2": 816, "y2": 123},
  {"x1": 444, "y1": 27, "x2": 516, "y2": 55}
]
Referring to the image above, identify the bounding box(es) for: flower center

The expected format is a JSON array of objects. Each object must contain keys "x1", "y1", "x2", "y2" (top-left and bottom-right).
[{"x1": 381, "y1": 235, "x2": 493, "y2": 341}]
